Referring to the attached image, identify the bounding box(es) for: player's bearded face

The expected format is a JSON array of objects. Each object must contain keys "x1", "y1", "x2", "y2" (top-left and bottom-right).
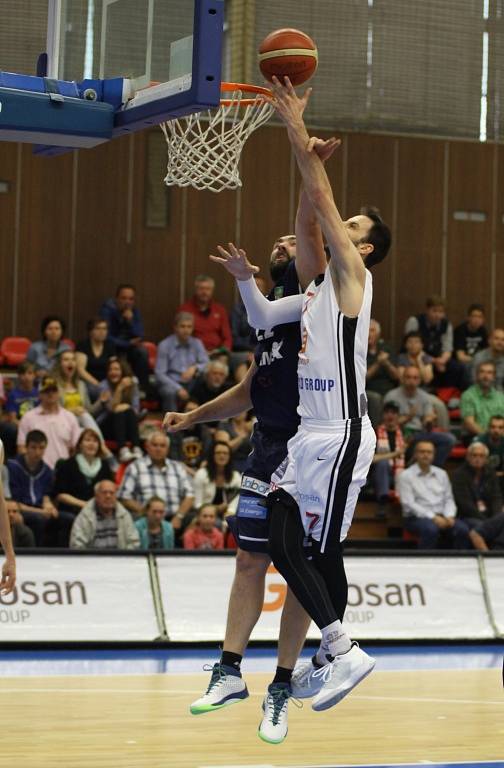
[{"x1": 270, "y1": 235, "x2": 296, "y2": 280}]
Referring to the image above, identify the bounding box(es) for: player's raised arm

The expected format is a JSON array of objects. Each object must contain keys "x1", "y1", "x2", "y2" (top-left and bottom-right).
[
  {"x1": 210, "y1": 243, "x2": 304, "y2": 329},
  {"x1": 0, "y1": 444, "x2": 16, "y2": 595}
]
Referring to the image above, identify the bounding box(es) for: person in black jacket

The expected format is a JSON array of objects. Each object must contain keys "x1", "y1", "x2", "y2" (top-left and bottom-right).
[
  {"x1": 452, "y1": 441, "x2": 502, "y2": 530},
  {"x1": 53, "y1": 428, "x2": 113, "y2": 515}
]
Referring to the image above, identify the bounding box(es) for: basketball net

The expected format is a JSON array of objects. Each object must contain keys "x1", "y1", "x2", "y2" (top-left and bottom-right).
[{"x1": 160, "y1": 83, "x2": 274, "y2": 193}]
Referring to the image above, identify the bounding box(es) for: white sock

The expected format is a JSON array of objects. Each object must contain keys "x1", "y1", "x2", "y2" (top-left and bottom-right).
[{"x1": 316, "y1": 620, "x2": 351, "y2": 665}]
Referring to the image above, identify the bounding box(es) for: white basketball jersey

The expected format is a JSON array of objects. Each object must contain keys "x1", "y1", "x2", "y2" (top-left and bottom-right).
[{"x1": 297, "y1": 266, "x2": 373, "y2": 421}]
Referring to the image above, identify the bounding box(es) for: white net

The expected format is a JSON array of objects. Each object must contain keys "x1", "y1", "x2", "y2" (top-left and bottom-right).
[{"x1": 161, "y1": 88, "x2": 274, "y2": 193}]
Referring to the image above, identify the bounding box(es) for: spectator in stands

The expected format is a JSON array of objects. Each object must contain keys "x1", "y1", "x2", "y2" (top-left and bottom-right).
[
  {"x1": 182, "y1": 504, "x2": 224, "y2": 550},
  {"x1": 75, "y1": 318, "x2": 116, "y2": 399},
  {"x1": 453, "y1": 304, "x2": 488, "y2": 386},
  {"x1": 169, "y1": 400, "x2": 211, "y2": 475},
  {"x1": 372, "y1": 402, "x2": 406, "y2": 514},
  {"x1": 451, "y1": 442, "x2": 502, "y2": 530},
  {"x1": 469, "y1": 512, "x2": 504, "y2": 550},
  {"x1": 0, "y1": 375, "x2": 17, "y2": 459},
  {"x1": 397, "y1": 440, "x2": 471, "y2": 549},
  {"x1": 405, "y1": 296, "x2": 463, "y2": 387},
  {"x1": 154, "y1": 312, "x2": 209, "y2": 413},
  {"x1": 27, "y1": 315, "x2": 71, "y2": 376},
  {"x1": 118, "y1": 430, "x2": 194, "y2": 528},
  {"x1": 17, "y1": 376, "x2": 81, "y2": 469},
  {"x1": 366, "y1": 319, "x2": 399, "y2": 427},
  {"x1": 95, "y1": 357, "x2": 142, "y2": 463},
  {"x1": 177, "y1": 274, "x2": 232, "y2": 353},
  {"x1": 216, "y1": 410, "x2": 255, "y2": 473},
  {"x1": 2, "y1": 462, "x2": 35, "y2": 547},
  {"x1": 397, "y1": 332, "x2": 433, "y2": 387},
  {"x1": 8, "y1": 429, "x2": 73, "y2": 546},
  {"x1": 460, "y1": 361, "x2": 504, "y2": 438},
  {"x1": 53, "y1": 428, "x2": 113, "y2": 515},
  {"x1": 99, "y1": 284, "x2": 150, "y2": 392},
  {"x1": 472, "y1": 328, "x2": 504, "y2": 390},
  {"x1": 192, "y1": 441, "x2": 241, "y2": 522},
  {"x1": 135, "y1": 496, "x2": 175, "y2": 550},
  {"x1": 384, "y1": 366, "x2": 456, "y2": 466},
  {"x1": 190, "y1": 360, "x2": 231, "y2": 413},
  {"x1": 4, "y1": 362, "x2": 39, "y2": 422},
  {"x1": 70, "y1": 479, "x2": 139, "y2": 550},
  {"x1": 53, "y1": 350, "x2": 104, "y2": 435},
  {"x1": 472, "y1": 414, "x2": 504, "y2": 493}
]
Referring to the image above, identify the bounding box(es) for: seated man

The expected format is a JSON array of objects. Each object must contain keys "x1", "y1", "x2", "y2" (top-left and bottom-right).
[
  {"x1": 453, "y1": 303, "x2": 488, "y2": 386},
  {"x1": 182, "y1": 504, "x2": 224, "y2": 550},
  {"x1": 460, "y1": 361, "x2": 504, "y2": 439},
  {"x1": 472, "y1": 328, "x2": 504, "y2": 390},
  {"x1": 384, "y1": 366, "x2": 456, "y2": 466},
  {"x1": 472, "y1": 414, "x2": 504, "y2": 494},
  {"x1": 2, "y1": 463, "x2": 36, "y2": 548},
  {"x1": 190, "y1": 360, "x2": 230, "y2": 408},
  {"x1": 405, "y1": 295, "x2": 463, "y2": 388},
  {"x1": 7, "y1": 429, "x2": 73, "y2": 546},
  {"x1": 366, "y1": 319, "x2": 399, "y2": 427},
  {"x1": 70, "y1": 479, "x2": 140, "y2": 549},
  {"x1": 469, "y1": 512, "x2": 504, "y2": 550},
  {"x1": 135, "y1": 496, "x2": 175, "y2": 550},
  {"x1": 177, "y1": 274, "x2": 232, "y2": 353},
  {"x1": 99, "y1": 283, "x2": 150, "y2": 392},
  {"x1": 451, "y1": 442, "x2": 502, "y2": 530},
  {"x1": 397, "y1": 440, "x2": 470, "y2": 549},
  {"x1": 118, "y1": 430, "x2": 194, "y2": 529},
  {"x1": 371, "y1": 402, "x2": 406, "y2": 514},
  {"x1": 17, "y1": 376, "x2": 81, "y2": 469},
  {"x1": 155, "y1": 312, "x2": 209, "y2": 413}
]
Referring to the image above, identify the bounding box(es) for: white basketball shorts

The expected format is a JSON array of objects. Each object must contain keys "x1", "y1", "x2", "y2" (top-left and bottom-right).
[{"x1": 271, "y1": 415, "x2": 376, "y2": 553}]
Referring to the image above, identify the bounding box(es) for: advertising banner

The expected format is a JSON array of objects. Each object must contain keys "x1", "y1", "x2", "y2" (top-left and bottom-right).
[
  {"x1": 0, "y1": 555, "x2": 159, "y2": 641},
  {"x1": 484, "y1": 558, "x2": 504, "y2": 636}
]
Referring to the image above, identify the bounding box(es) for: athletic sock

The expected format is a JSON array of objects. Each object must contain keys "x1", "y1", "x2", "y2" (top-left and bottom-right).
[
  {"x1": 272, "y1": 665, "x2": 293, "y2": 685},
  {"x1": 316, "y1": 620, "x2": 352, "y2": 665},
  {"x1": 220, "y1": 651, "x2": 242, "y2": 672}
]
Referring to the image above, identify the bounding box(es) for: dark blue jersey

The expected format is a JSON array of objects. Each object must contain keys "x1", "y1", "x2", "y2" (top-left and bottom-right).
[{"x1": 250, "y1": 260, "x2": 302, "y2": 436}]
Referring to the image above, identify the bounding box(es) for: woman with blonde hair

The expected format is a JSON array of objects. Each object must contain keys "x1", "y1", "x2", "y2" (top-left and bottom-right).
[{"x1": 53, "y1": 350, "x2": 104, "y2": 436}]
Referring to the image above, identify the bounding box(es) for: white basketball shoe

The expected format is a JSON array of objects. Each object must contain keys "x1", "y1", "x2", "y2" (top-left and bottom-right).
[
  {"x1": 190, "y1": 663, "x2": 249, "y2": 715},
  {"x1": 258, "y1": 682, "x2": 299, "y2": 744},
  {"x1": 311, "y1": 643, "x2": 376, "y2": 712}
]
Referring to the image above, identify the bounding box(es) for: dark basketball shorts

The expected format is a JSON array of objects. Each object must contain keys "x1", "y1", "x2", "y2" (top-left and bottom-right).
[{"x1": 227, "y1": 426, "x2": 293, "y2": 554}]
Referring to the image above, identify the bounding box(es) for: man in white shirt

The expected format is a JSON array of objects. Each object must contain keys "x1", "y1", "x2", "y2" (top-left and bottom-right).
[{"x1": 397, "y1": 440, "x2": 471, "y2": 549}]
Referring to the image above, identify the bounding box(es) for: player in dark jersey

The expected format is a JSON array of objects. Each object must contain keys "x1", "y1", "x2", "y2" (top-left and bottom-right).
[{"x1": 163, "y1": 179, "x2": 333, "y2": 739}]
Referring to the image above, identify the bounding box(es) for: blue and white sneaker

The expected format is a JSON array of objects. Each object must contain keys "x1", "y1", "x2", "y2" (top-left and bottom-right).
[
  {"x1": 190, "y1": 663, "x2": 249, "y2": 715},
  {"x1": 290, "y1": 657, "x2": 324, "y2": 699},
  {"x1": 258, "y1": 682, "x2": 300, "y2": 744},
  {"x1": 311, "y1": 643, "x2": 375, "y2": 712}
]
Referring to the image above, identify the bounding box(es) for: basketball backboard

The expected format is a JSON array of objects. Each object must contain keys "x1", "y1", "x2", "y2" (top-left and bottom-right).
[{"x1": 44, "y1": 0, "x2": 224, "y2": 138}]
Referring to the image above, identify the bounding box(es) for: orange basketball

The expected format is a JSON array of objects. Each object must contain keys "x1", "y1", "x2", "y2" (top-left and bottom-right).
[{"x1": 258, "y1": 28, "x2": 318, "y2": 87}]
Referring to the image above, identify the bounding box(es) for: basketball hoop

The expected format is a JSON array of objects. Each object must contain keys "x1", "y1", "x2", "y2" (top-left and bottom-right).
[{"x1": 160, "y1": 83, "x2": 274, "y2": 193}]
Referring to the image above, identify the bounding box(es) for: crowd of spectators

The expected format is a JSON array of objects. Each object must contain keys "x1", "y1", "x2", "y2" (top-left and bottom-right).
[{"x1": 1, "y1": 283, "x2": 504, "y2": 553}]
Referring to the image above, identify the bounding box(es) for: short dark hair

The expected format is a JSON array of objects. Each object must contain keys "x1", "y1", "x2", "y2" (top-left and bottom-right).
[
  {"x1": 426, "y1": 295, "x2": 445, "y2": 309},
  {"x1": 18, "y1": 361, "x2": 35, "y2": 375},
  {"x1": 115, "y1": 283, "x2": 135, "y2": 296},
  {"x1": 468, "y1": 303, "x2": 485, "y2": 315},
  {"x1": 361, "y1": 206, "x2": 391, "y2": 268},
  {"x1": 87, "y1": 316, "x2": 108, "y2": 332},
  {"x1": 26, "y1": 429, "x2": 47, "y2": 446},
  {"x1": 403, "y1": 331, "x2": 423, "y2": 344},
  {"x1": 383, "y1": 401, "x2": 400, "y2": 413},
  {"x1": 40, "y1": 315, "x2": 66, "y2": 338},
  {"x1": 489, "y1": 414, "x2": 504, "y2": 423}
]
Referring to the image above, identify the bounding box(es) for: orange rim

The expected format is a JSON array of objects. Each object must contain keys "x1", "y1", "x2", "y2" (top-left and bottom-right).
[{"x1": 220, "y1": 82, "x2": 272, "y2": 106}]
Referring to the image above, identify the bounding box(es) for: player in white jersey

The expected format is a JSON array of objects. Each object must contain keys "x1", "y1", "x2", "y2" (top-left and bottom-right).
[
  {"x1": 211, "y1": 77, "x2": 391, "y2": 735},
  {"x1": 0, "y1": 440, "x2": 17, "y2": 596}
]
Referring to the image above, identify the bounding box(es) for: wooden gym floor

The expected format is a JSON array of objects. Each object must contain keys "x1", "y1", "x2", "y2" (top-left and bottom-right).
[{"x1": 0, "y1": 647, "x2": 501, "y2": 768}]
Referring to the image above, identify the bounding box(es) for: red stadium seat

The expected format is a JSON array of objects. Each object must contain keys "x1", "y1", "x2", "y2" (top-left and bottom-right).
[
  {"x1": 0, "y1": 337, "x2": 31, "y2": 367},
  {"x1": 63, "y1": 338, "x2": 76, "y2": 350},
  {"x1": 450, "y1": 444, "x2": 467, "y2": 460},
  {"x1": 142, "y1": 341, "x2": 157, "y2": 371}
]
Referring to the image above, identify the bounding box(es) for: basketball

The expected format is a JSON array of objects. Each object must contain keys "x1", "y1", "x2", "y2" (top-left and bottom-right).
[{"x1": 258, "y1": 28, "x2": 318, "y2": 86}]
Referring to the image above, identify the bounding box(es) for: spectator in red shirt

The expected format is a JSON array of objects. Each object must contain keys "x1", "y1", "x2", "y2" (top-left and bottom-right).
[
  {"x1": 178, "y1": 275, "x2": 232, "y2": 352},
  {"x1": 182, "y1": 504, "x2": 224, "y2": 550}
]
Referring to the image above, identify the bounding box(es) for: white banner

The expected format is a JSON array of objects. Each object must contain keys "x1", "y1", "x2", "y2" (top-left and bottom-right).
[
  {"x1": 484, "y1": 558, "x2": 504, "y2": 636},
  {"x1": 0, "y1": 555, "x2": 159, "y2": 641},
  {"x1": 158, "y1": 555, "x2": 495, "y2": 641}
]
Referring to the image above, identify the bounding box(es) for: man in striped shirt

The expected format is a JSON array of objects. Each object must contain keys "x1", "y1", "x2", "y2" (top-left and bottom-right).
[{"x1": 118, "y1": 431, "x2": 194, "y2": 529}]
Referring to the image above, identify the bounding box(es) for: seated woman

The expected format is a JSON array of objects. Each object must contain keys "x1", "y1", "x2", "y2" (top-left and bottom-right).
[
  {"x1": 53, "y1": 428, "x2": 113, "y2": 515},
  {"x1": 27, "y1": 315, "x2": 72, "y2": 377},
  {"x1": 135, "y1": 496, "x2": 175, "y2": 550},
  {"x1": 216, "y1": 410, "x2": 255, "y2": 473},
  {"x1": 53, "y1": 350, "x2": 104, "y2": 435},
  {"x1": 96, "y1": 357, "x2": 143, "y2": 463},
  {"x1": 192, "y1": 441, "x2": 241, "y2": 524},
  {"x1": 76, "y1": 318, "x2": 116, "y2": 400}
]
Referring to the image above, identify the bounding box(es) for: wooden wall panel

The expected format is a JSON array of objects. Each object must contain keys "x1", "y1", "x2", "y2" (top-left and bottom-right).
[
  {"x1": 345, "y1": 134, "x2": 396, "y2": 339},
  {"x1": 0, "y1": 143, "x2": 18, "y2": 336},
  {"x1": 394, "y1": 137, "x2": 445, "y2": 342},
  {"x1": 494, "y1": 145, "x2": 504, "y2": 329},
  {"x1": 16, "y1": 147, "x2": 74, "y2": 339},
  {"x1": 446, "y1": 141, "x2": 494, "y2": 325}
]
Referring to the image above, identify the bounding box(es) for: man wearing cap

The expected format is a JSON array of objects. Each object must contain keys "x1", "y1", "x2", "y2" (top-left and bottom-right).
[{"x1": 17, "y1": 376, "x2": 81, "y2": 468}]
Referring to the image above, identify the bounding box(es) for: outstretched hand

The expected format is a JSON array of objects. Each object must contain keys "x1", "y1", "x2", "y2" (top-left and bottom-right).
[
  {"x1": 307, "y1": 136, "x2": 341, "y2": 163},
  {"x1": 269, "y1": 75, "x2": 312, "y2": 127},
  {"x1": 209, "y1": 243, "x2": 259, "y2": 281}
]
